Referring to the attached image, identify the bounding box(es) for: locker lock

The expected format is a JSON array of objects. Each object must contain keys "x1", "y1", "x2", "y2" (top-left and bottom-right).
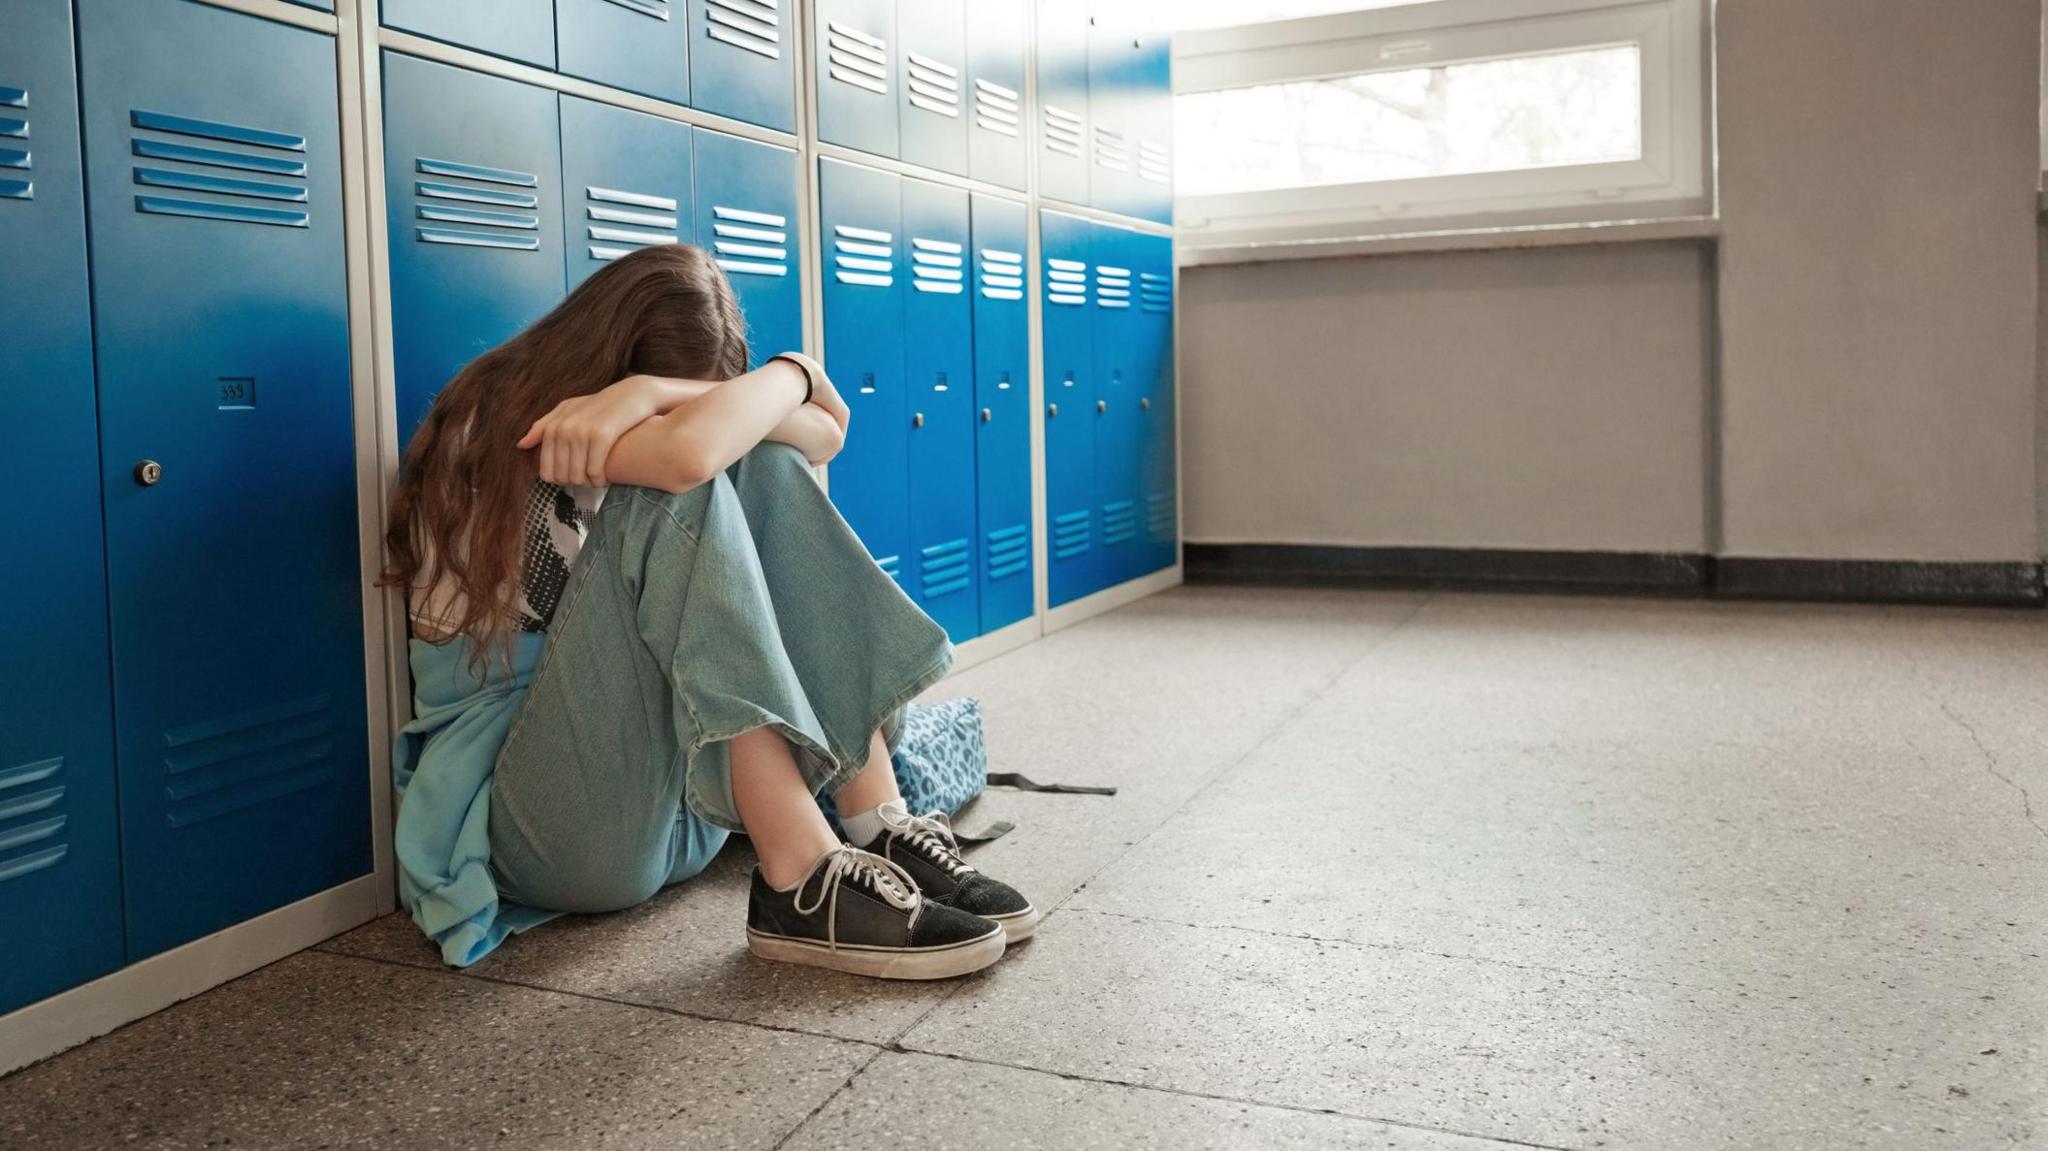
[
  {"x1": 912, "y1": 411, "x2": 925, "y2": 428},
  {"x1": 1141, "y1": 397, "x2": 1151, "y2": 410},
  {"x1": 1096, "y1": 399, "x2": 1108, "y2": 414},
  {"x1": 981, "y1": 408, "x2": 993, "y2": 423},
  {"x1": 134, "y1": 459, "x2": 164, "y2": 487},
  {"x1": 1048, "y1": 403, "x2": 1059, "y2": 418}
]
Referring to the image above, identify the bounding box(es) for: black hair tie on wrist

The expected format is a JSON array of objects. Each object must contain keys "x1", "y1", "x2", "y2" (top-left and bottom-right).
[{"x1": 772, "y1": 353, "x2": 814, "y2": 405}]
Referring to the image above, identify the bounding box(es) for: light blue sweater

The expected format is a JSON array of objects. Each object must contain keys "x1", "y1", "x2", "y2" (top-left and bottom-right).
[{"x1": 391, "y1": 633, "x2": 559, "y2": 966}]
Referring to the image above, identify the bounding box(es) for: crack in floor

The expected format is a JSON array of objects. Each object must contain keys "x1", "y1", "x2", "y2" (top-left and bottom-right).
[{"x1": 1937, "y1": 698, "x2": 2048, "y2": 844}]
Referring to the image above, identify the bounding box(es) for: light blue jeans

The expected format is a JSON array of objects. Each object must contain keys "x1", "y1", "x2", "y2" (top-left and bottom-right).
[{"x1": 488, "y1": 443, "x2": 954, "y2": 914}]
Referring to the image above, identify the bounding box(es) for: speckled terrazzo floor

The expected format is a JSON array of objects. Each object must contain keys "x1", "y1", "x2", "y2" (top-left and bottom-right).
[{"x1": 2, "y1": 586, "x2": 2044, "y2": 1149}]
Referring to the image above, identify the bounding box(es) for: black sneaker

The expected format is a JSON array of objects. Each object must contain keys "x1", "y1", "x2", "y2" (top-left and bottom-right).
[
  {"x1": 746, "y1": 845, "x2": 1005, "y2": 980},
  {"x1": 867, "y1": 804, "x2": 1040, "y2": 943}
]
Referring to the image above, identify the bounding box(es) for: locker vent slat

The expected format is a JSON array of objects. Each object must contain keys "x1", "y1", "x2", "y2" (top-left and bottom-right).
[
  {"x1": 714, "y1": 204, "x2": 791, "y2": 277},
  {"x1": 1147, "y1": 491, "x2": 1175, "y2": 539},
  {"x1": 911, "y1": 236, "x2": 964, "y2": 294},
  {"x1": 1102, "y1": 499, "x2": 1137, "y2": 545},
  {"x1": 411, "y1": 155, "x2": 542, "y2": 253},
  {"x1": 875, "y1": 554, "x2": 903, "y2": 584},
  {"x1": 582, "y1": 184, "x2": 679, "y2": 262},
  {"x1": 973, "y1": 78, "x2": 1020, "y2": 137},
  {"x1": 706, "y1": 0, "x2": 782, "y2": 60},
  {"x1": 0, "y1": 83, "x2": 27, "y2": 201},
  {"x1": 131, "y1": 107, "x2": 310, "y2": 228},
  {"x1": 827, "y1": 22, "x2": 890, "y2": 95},
  {"x1": 0, "y1": 757, "x2": 68, "y2": 885},
  {"x1": 1046, "y1": 255, "x2": 1087, "y2": 306},
  {"x1": 921, "y1": 538, "x2": 972, "y2": 599},
  {"x1": 978, "y1": 247, "x2": 1023, "y2": 300},
  {"x1": 985, "y1": 523, "x2": 1029, "y2": 581},
  {"x1": 1138, "y1": 138, "x2": 1171, "y2": 185},
  {"x1": 1095, "y1": 264, "x2": 1132, "y2": 310},
  {"x1": 906, "y1": 52, "x2": 961, "y2": 119},
  {"x1": 161, "y1": 696, "x2": 336, "y2": 829},
  {"x1": 1140, "y1": 270, "x2": 1172, "y2": 313},
  {"x1": 1093, "y1": 126, "x2": 1130, "y2": 173},
  {"x1": 833, "y1": 222, "x2": 894, "y2": 287},
  {"x1": 1052, "y1": 509, "x2": 1092, "y2": 560},
  {"x1": 598, "y1": 0, "x2": 671, "y2": 19},
  {"x1": 1042, "y1": 104, "x2": 1083, "y2": 158}
]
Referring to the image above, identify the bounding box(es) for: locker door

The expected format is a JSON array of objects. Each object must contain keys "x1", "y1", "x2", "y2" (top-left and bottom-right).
[
  {"x1": 901, "y1": 179, "x2": 978, "y2": 640},
  {"x1": 560, "y1": 97, "x2": 692, "y2": 290},
  {"x1": 686, "y1": 0, "x2": 796, "y2": 133},
  {"x1": 1130, "y1": 11, "x2": 1173, "y2": 225},
  {"x1": 1035, "y1": 0, "x2": 1090, "y2": 205},
  {"x1": 558, "y1": 0, "x2": 691, "y2": 106},
  {"x1": 695, "y1": 129, "x2": 801, "y2": 365},
  {"x1": 1089, "y1": 222, "x2": 1141, "y2": 589},
  {"x1": 814, "y1": 0, "x2": 898, "y2": 158},
  {"x1": 383, "y1": 54, "x2": 565, "y2": 442},
  {"x1": 0, "y1": 0, "x2": 125, "y2": 1014},
  {"x1": 77, "y1": 0, "x2": 369, "y2": 958},
  {"x1": 896, "y1": 0, "x2": 967, "y2": 176},
  {"x1": 382, "y1": 0, "x2": 556, "y2": 69},
  {"x1": 1136, "y1": 232, "x2": 1177, "y2": 573},
  {"x1": 819, "y1": 159, "x2": 909, "y2": 583},
  {"x1": 1040, "y1": 209, "x2": 1096, "y2": 606},
  {"x1": 964, "y1": 0, "x2": 1027, "y2": 191},
  {"x1": 969, "y1": 194, "x2": 1032, "y2": 633},
  {"x1": 1086, "y1": 2, "x2": 1139, "y2": 218}
]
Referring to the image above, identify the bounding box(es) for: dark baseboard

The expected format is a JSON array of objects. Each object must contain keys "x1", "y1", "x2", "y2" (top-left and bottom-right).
[
  {"x1": 1184, "y1": 544, "x2": 1710, "y2": 596},
  {"x1": 1184, "y1": 544, "x2": 2045, "y2": 607},
  {"x1": 1714, "y1": 557, "x2": 2043, "y2": 607}
]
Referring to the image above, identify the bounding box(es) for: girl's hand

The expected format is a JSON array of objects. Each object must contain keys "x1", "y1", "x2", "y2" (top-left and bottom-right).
[{"x1": 517, "y1": 375, "x2": 662, "y2": 485}]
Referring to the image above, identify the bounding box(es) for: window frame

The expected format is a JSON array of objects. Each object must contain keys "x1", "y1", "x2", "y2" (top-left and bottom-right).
[{"x1": 1171, "y1": 0, "x2": 1712, "y2": 250}]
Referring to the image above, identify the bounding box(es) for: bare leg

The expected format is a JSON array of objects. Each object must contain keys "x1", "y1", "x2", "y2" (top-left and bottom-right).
[
  {"x1": 833, "y1": 731, "x2": 903, "y2": 817},
  {"x1": 730, "y1": 727, "x2": 841, "y2": 889}
]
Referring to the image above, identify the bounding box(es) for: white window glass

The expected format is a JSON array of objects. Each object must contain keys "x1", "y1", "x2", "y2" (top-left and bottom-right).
[
  {"x1": 1176, "y1": 45, "x2": 1642, "y2": 197},
  {"x1": 1165, "y1": 0, "x2": 1439, "y2": 33}
]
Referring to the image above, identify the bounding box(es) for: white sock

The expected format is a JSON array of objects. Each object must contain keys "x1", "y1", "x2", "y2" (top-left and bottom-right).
[{"x1": 840, "y1": 797, "x2": 907, "y2": 848}]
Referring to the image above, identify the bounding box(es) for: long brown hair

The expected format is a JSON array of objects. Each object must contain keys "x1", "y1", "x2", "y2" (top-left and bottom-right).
[{"x1": 381, "y1": 244, "x2": 748, "y2": 652}]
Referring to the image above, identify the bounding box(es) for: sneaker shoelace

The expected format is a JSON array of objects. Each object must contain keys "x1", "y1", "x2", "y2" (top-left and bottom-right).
[
  {"x1": 883, "y1": 807, "x2": 976, "y2": 882},
  {"x1": 793, "y1": 846, "x2": 921, "y2": 950}
]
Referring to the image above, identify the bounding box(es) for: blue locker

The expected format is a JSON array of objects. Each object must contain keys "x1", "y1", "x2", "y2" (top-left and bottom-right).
[
  {"x1": 1086, "y1": 3, "x2": 1140, "y2": 219},
  {"x1": 1129, "y1": 13, "x2": 1173, "y2": 225},
  {"x1": 1035, "y1": 0, "x2": 1090, "y2": 206},
  {"x1": 1040, "y1": 209, "x2": 1097, "y2": 605},
  {"x1": 560, "y1": 97, "x2": 692, "y2": 289},
  {"x1": 1135, "y1": 231, "x2": 1176, "y2": 572},
  {"x1": 819, "y1": 159, "x2": 909, "y2": 583},
  {"x1": 965, "y1": 0, "x2": 1027, "y2": 191},
  {"x1": 383, "y1": 54, "x2": 565, "y2": 441},
  {"x1": 687, "y1": 0, "x2": 796, "y2": 133},
  {"x1": 901, "y1": 179, "x2": 978, "y2": 640},
  {"x1": 695, "y1": 129, "x2": 801, "y2": 366},
  {"x1": 969, "y1": 194, "x2": 1032, "y2": 633},
  {"x1": 896, "y1": 0, "x2": 967, "y2": 176},
  {"x1": 814, "y1": 0, "x2": 898, "y2": 158},
  {"x1": 0, "y1": 0, "x2": 125, "y2": 1014},
  {"x1": 558, "y1": 0, "x2": 691, "y2": 106},
  {"x1": 77, "y1": 0, "x2": 370, "y2": 958},
  {"x1": 382, "y1": 0, "x2": 556, "y2": 69},
  {"x1": 1089, "y1": 221, "x2": 1142, "y2": 588}
]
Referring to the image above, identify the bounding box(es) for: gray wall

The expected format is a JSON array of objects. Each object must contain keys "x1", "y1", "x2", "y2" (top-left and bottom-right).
[
  {"x1": 1181, "y1": 0, "x2": 2042, "y2": 564},
  {"x1": 1181, "y1": 243, "x2": 1711, "y2": 552}
]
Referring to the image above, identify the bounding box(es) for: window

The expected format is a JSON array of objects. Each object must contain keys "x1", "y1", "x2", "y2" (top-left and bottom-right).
[{"x1": 1173, "y1": 0, "x2": 1710, "y2": 250}]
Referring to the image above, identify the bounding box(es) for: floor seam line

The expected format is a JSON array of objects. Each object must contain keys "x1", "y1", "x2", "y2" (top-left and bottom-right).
[
  {"x1": 892, "y1": 1044, "x2": 1588, "y2": 1151},
  {"x1": 1048, "y1": 593, "x2": 1435, "y2": 917},
  {"x1": 770, "y1": 1046, "x2": 886, "y2": 1151},
  {"x1": 1057, "y1": 906, "x2": 1693, "y2": 991},
  {"x1": 319, "y1": 948, "x2": 893, "y2": 1052}
]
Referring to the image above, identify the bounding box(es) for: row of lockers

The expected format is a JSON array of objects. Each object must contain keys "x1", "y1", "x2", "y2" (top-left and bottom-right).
[
  {"x1": 378, "y1": 0, "x2": 1173, "y2": 223},
  {"x1": 3, "y1": 0, "x2": 372, "y2": 1015}
]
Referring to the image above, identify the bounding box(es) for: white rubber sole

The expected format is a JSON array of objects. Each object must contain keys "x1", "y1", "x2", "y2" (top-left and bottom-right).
[
  {"x1": 746, "y1": 925, "x2": 1006, "y2": 980},
  {"x1": 987, "y1": 905, "x2": 1040, "y2": 944}
]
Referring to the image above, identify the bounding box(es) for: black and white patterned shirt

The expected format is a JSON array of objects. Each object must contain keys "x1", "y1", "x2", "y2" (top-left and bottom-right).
[{"x1": 411, "y1": 478, "x2": 606, "y2": 638}]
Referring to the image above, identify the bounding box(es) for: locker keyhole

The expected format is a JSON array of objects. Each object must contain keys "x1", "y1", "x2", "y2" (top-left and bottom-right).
[
  {"x1": 860, "y1": 372, "x2": 877, "y2": 395},
  {"x1": 997, "y1": 370, "x2": 1012, "y2": 391},
  {"x1": 1061, "y1": 373, "x2": 1075, "y2": 389},
  {"x1": 933, "y1": 371, "x2": 948, "y2": 393}
]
